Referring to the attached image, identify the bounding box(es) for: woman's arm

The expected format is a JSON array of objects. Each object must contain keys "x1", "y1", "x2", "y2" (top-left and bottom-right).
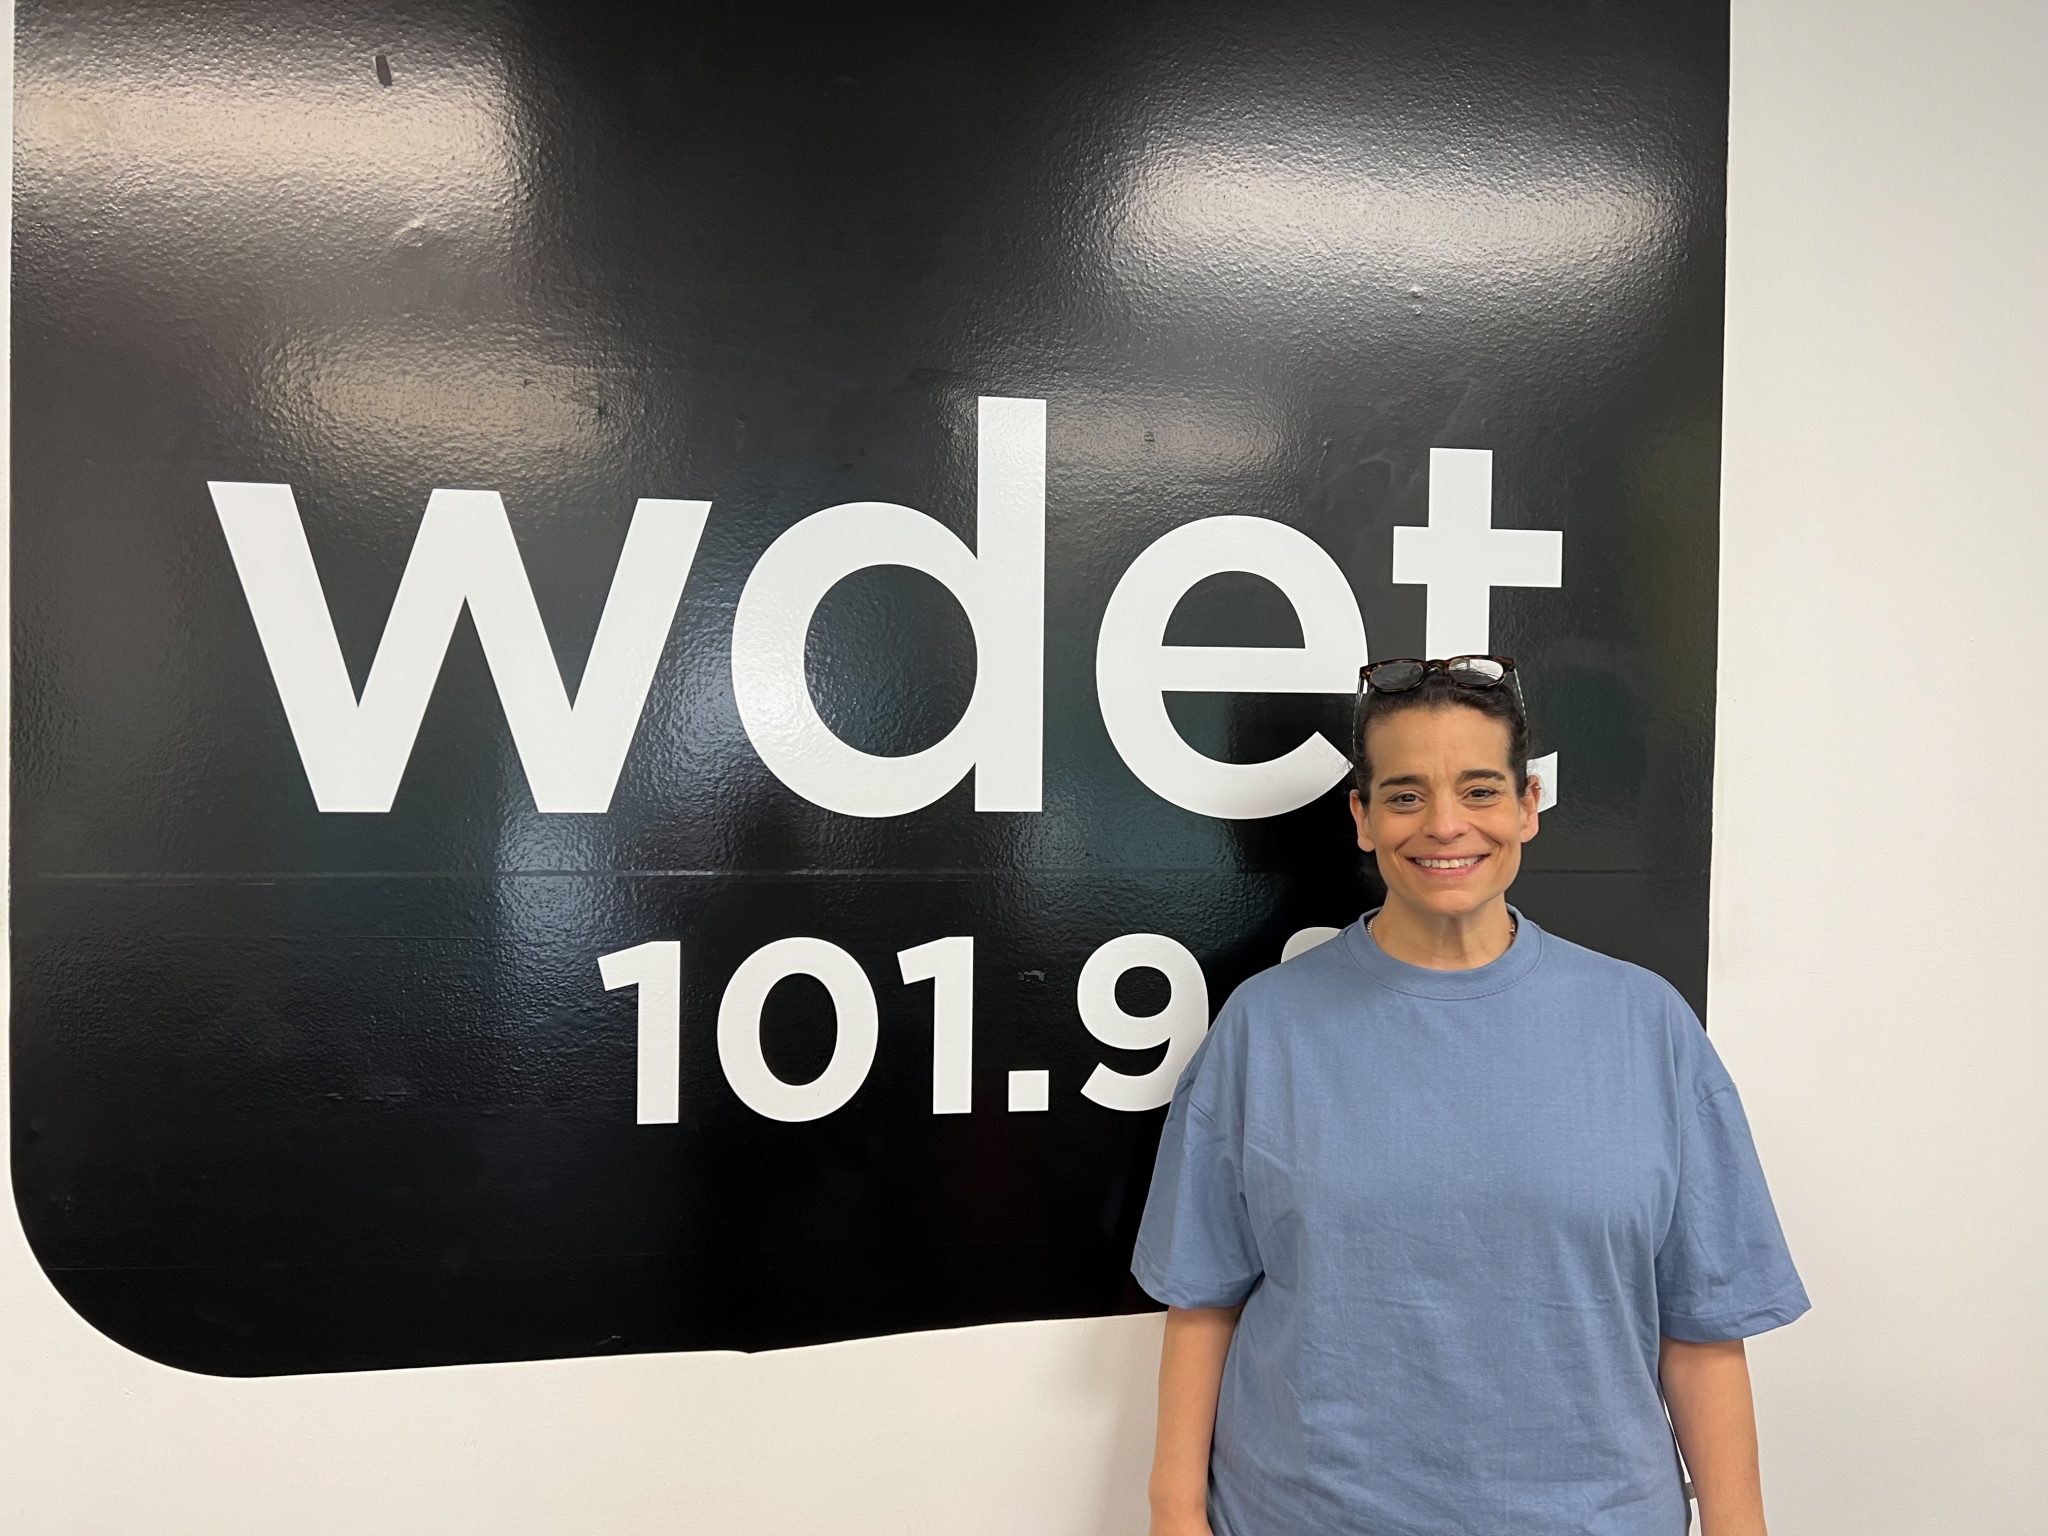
[
  {"x1": 1659, "y1": 1334, "x2": 1769, "y2": 1536},
  {"x1": 1148, "y1": 1302, "x2": 1245, "y2": 1534}
]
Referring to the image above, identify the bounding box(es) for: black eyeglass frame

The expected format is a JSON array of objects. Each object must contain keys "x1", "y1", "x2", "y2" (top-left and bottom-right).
[{"x1": 1358, "y1": 653, "x2": 1521, "y2": 698}]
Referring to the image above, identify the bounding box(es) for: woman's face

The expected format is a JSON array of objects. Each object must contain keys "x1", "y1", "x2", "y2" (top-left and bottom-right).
[{"x1": 1347, "y1": 704, "x2": 1541, "y2": 922}]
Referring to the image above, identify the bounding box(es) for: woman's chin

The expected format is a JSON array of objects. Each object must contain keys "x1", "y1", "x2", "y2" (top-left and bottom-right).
[{"x1": 1388, "y1": 879, "x2": 1506, "y2": 916}]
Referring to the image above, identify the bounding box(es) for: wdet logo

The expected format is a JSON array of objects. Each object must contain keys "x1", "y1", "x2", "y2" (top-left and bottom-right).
[
  {"x1": 205, "y1": 403, "x2": 1565, "y2": 1134},
  {"x1": 211, "y1": 398, "x2": 1564, "y2": 823}
]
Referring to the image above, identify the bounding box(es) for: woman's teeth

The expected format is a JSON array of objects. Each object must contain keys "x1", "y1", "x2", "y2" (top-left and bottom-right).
[{"x1": 1413, "y1": 856, "x2": 1483, "y2": 869}]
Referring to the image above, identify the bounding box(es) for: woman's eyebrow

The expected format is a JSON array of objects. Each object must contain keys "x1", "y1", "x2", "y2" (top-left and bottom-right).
[{"x1": 1376, "y1": 769, "x2": 1510, "y2": 788}]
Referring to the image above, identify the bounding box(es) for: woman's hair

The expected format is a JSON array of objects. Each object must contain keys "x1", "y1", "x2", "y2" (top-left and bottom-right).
[{"x1": 1352, "y1": 672, "x2": 1532, "y2": 801}]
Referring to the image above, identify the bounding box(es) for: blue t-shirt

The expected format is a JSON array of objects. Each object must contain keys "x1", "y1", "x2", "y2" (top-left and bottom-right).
[{"x1": 1131, "y1": 904, "x2": 1811, "y2": 1536}]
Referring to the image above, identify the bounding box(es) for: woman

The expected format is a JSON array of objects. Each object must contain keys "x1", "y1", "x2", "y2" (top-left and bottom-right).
[{"x1": 1132, "y1": 655, "x2": 1810, "y2": 1536}]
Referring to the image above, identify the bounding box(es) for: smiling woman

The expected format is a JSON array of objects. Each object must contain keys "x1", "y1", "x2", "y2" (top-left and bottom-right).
[{"x1": 1132, "y1": 655, "x2": 1812, "y2": 1536}]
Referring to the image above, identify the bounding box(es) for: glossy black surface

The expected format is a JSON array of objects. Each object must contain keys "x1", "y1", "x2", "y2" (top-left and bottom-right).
[{"x1": 12, "y1": 0, "x2": 1729, "y2": 1372}]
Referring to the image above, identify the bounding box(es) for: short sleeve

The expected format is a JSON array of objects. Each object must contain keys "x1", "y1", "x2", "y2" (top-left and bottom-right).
[
  {"x1": 1130, "y1": 1018, "x2": 1263, "y2": 1310},
  {"x1": 1656, "y1": 1079, "x2": 1813, "y2": 1341}
]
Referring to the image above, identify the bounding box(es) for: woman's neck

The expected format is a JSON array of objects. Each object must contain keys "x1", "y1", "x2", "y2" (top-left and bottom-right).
[{"x1": 1369, "y1": 896, "x2": 1517, "y2": 970}]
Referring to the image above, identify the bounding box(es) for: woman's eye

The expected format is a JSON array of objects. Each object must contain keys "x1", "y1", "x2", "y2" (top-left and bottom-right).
[
  {"x1": 1387, "y1": 793, "x2": 1419, "y2": 807},
  {"x1": 1469, "y1": 788, "x2": 1499, "y2": 800}
]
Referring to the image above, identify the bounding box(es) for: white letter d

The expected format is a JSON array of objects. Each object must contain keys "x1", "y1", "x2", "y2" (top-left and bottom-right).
[{"x1": 730, "y1": 396, "x2": 1046, "y2": 817}]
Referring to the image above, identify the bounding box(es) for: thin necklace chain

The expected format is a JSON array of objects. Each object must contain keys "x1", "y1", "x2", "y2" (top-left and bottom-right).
[{"x1": 1367, "y1": 910, "x2": 1518, "y2": 951}]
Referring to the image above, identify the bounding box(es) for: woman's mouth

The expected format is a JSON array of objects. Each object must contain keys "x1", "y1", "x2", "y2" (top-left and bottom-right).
[{"x1": 1408, "y1": 853, "x2": 1488, "y2": 880}]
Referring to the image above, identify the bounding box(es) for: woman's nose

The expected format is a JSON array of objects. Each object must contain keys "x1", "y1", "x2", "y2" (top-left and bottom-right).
[{"x1": 1426, "y1": 801, "x2": 1470, "y2": 839}]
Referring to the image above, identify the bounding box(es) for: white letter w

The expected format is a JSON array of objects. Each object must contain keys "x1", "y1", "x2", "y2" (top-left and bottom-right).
[{"x1": 209, "y1": 483, "x2": 710, "y2": 812}]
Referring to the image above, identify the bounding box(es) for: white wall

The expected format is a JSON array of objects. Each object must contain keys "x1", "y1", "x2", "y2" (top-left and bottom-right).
[
  {"x1": 4, "y1": 0, "x2": 2043, "y2": 1530},
  {"x1": 1709, "y1": 0, "x2": 2048, "y2": 1530}
]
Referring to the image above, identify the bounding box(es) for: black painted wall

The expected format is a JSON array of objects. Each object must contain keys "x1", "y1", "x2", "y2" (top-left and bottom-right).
[{"x1": 11, "y1": 0, "x2": 1728, "y2": 1373}]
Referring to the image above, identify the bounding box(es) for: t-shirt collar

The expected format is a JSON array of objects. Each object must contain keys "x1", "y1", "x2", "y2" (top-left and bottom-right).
[{"x1": 1340, "y1": 902, "x2": 1545, "y2": 1000}]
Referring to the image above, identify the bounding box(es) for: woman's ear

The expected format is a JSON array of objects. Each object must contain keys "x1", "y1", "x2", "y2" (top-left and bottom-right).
[
  {"x1": 1348, "y1": 788, "x2": 1375, "y2": 853},
  {"x1": 1520, "y1": 774, "x2": 1542, "y2": 844}
]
